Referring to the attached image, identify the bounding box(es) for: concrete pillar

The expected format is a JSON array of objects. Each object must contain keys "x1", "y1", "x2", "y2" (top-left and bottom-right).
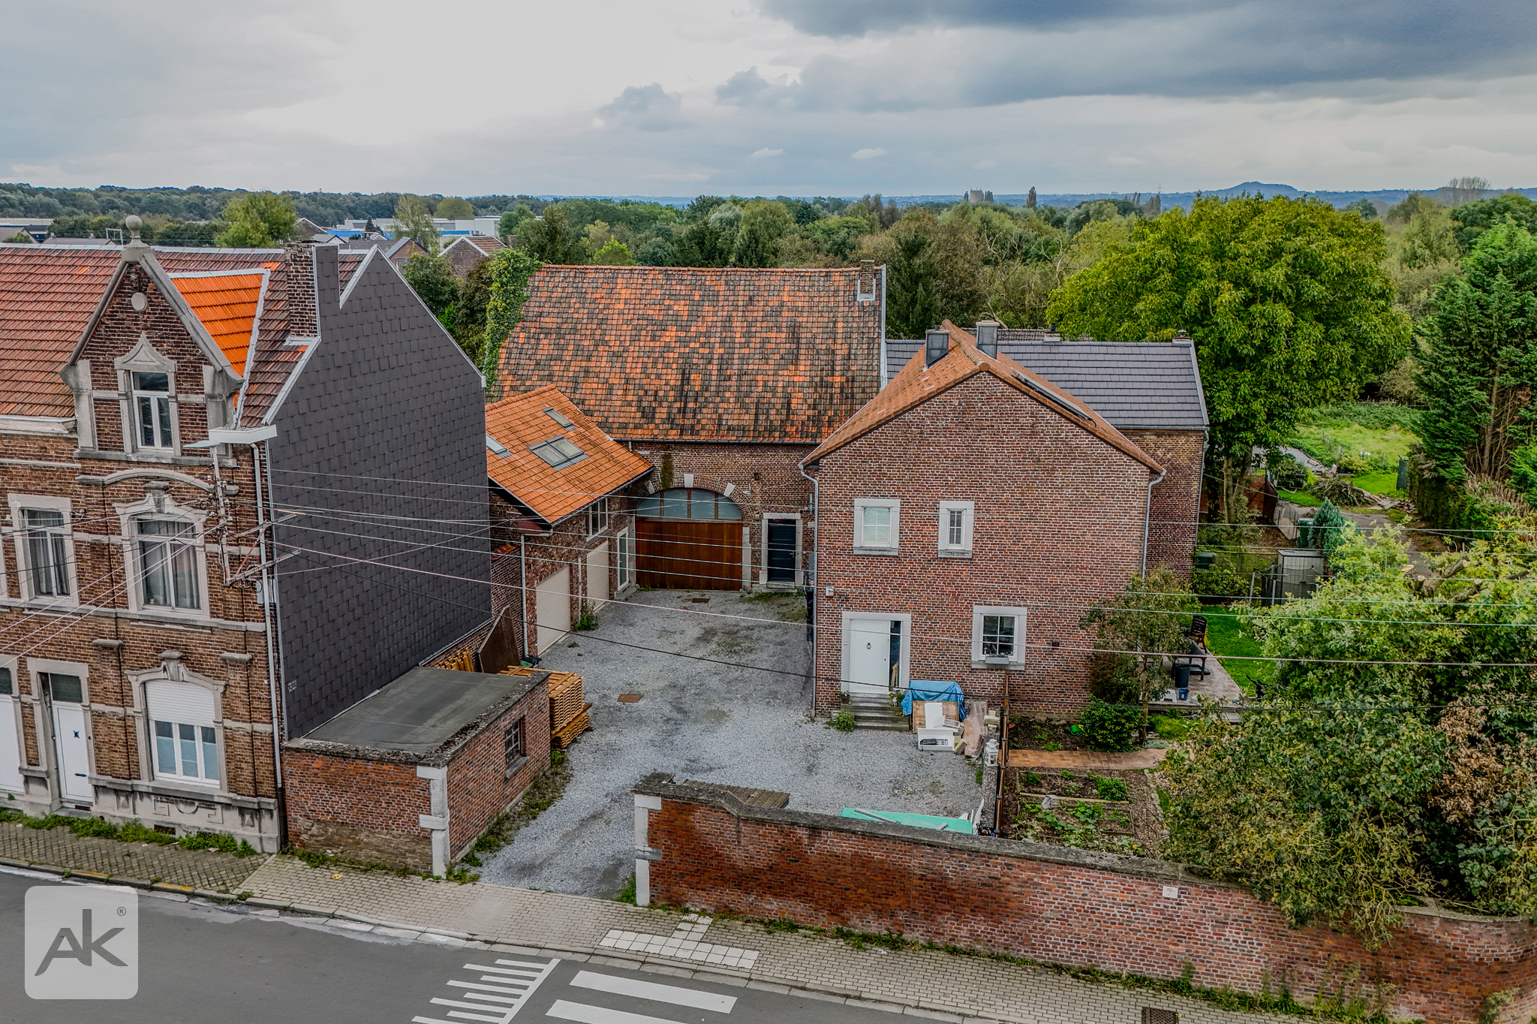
[
  {"x1": 417, "y1": 765, "x2": 450, "y2": 877},
  {"x1": 633, "y1": 793, "x2": 661, "y2": 906}
]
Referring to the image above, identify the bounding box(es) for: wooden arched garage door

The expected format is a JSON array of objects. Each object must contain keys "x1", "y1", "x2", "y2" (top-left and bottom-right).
[{"x1": 635, "y1": 488, "x2": 743, "y2": 590}]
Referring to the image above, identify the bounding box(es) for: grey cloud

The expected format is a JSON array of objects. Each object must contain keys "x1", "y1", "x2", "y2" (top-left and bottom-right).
[
  {"x1": 753, "y1": 0, "x2": 1537, "y2": 99},
  {"x1": 599, "y1": 83, "x2": 687, "y2": 131},
  {"x1": 716, "y1": 69, "x2": 774, "y2": 105}
]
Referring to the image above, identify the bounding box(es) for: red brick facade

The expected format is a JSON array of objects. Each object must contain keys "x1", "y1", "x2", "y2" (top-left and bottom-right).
[
  {"x1": 807, "y1": 374, "x2": 1154, "y2": 715},
  {"x1": 641, "y1": 780, "x2": 1537, "y2": 1024},
  {"x1": 444, "y1": 685, "x2": 550, "y2": 856},
  {"x1": 1, "y1": 249, "x2": 282, "y2": 848},
  {"x1": 1124, "y1": 429, "x2": 1206, "y2": 577},
  {"x1": 628, "y1": 441, "x2": 813, "y2": 588}
]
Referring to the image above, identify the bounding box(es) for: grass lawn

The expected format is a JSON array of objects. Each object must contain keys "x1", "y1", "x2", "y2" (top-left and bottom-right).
[
  {"x1": 1276, "y1": 487, "x2": 1323, "y2": 507},
  {"x1": 1290, "y1": 402, "x2": 1418, "y2": 471},
  {"x1": 1202, "y1": 609, "x2": 1272, "y2": 697},
  {"x1": 1352, "y1": 468, "x2": 1404, "y2": 497}
]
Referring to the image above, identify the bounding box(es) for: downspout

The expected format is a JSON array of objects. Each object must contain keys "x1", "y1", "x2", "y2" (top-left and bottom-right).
[
  {"x1": 878, "y1": 264, "x2": 889, "y2": 389},
  {"x1": 519, "y1": 533, "x2": 531, "y2": 663},
  {"x1": 1142, "y1": 466, "x2": 1168, "y2": 578},
  {"x1": 250, "y1": 440, "x2": 285, "y2": 843},
  {"x1": 798, "y1": 461, "x2": 819, "y2": 718}
]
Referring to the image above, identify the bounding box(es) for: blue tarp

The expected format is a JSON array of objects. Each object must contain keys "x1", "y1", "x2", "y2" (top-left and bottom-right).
[
  {"x1": 901, "y1": 680, "x2": 965, "y2": 719},
  {"x1": 841, "y1": 808, "x2": 975, "y2": 834}
]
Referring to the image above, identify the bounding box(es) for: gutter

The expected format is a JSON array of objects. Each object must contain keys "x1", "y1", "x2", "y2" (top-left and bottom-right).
[
  {"x1": 798, "y1": 460, "x2": 819, "y2": 718},
  {"x1": 1142, "y1": 467, "x2": 1168, "y2": 578}
]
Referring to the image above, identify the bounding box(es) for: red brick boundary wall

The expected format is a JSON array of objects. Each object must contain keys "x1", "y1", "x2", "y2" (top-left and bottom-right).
[{"x1": 635, "y1": 774, "x2": 1537, "y2": 1024}]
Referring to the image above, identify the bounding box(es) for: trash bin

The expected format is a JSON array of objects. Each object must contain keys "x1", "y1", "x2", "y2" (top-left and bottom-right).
[
  {"x1": 1194, "y1": 551, "x2": 1216, "y2": 570},
  {"x1": 1172, "y1": 663, "x2": 1193, "y2": 690}
]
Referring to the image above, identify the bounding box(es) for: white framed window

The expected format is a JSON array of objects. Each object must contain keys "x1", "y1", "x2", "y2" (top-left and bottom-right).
[
  {"x1": 131, "y1": 371, "x2": 174, "y2": 450},
  {"x1": 937, "y1": 501, "x2": 974, "y2": 556},
  {"x1": 145, "y1": 680, "x2": 221, "y2": 787},
  {"x1": 9, "y1": 495, "x2": 77, "y2": 605},
  {"x1": 853, "y1": 499, "x2": 900, "y2": 554},
  {"x1": 136, "y1": 519, "x2": 202, "y2": 611},
  {"x1": 971, "y1": 606, "x2": 1028, "y2": 668},
  {"x1": 586, "y1": 496, "x2": 610, "y2": 538}
]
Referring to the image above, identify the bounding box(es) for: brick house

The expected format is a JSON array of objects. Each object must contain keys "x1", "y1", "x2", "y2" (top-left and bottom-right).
[
  {"x1": 442, "y1": 235, "x2": 505, "y2": 279},
  {"x1": 885, "y1": 327, "x2": 1207, "y2": 574},
  {"x1": 484, "y1": 386, "x2": 653, "y2": 660},
  {"x1": 0, "y1": 230, "x2": 488, "y2": 851},
  {"x1": 804, "y1": 322, "x2": 1166, "y2": 717},
  {"x1": 496, "y1": 263, "x2": 885, "y2": 590}
]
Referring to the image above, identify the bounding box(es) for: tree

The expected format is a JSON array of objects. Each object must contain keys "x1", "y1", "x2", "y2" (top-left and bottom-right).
[
  {"x1": 1163, "y1": 528, "x2": 1537, "y2": 946},
  {"x1": 401, "y1": 253, "x2": 459, "y2": 328},
  {"x1": 435, "y1": 197, "x2": 474, "y2": 219},
  {"x1": 1047, "y1": 196, "x2": 1409, "y2": 519},
  {"x1": 1343, "y1": 198, "x2": 1378, "y2": 220},
  {"x1": 590, "y1": 239, "x2": 636, "y2": 265},
  {"x1": 861, "y1": 210, "x2": 985, "y2": 338},
  {"x1": 1450, "y1": 193, "x2": 1537, "y2": 251},
  {"x1": 1414, "y1": 222, "x2": 1537, "y2": 483},
  {"x1": 1026, "y1": 187, "x2": 1037, "y2": 209},
  {"x1": 517, "y1": 207, "x2": 586, "y2": 264},
  {"x1": 1386, "y1": 191, "x2": 1440, "y2": 226},
  {"x1": 1444, "y1": 176, "x2": 1492, "y2": 208},
  {"x1": 394, "y1": 195, "x2": 440, "y2": 254},
  {"x1": 1079, "y1": 569, "x2": 1198, "y2": 740},
  {"x1": 731, "y1": 199, "x2": 793, "y2": 267},
  {"x1": 6, "y1": 231, "x2": 31, "y2": 243},
  {"x1": 216, "y1": 192, "x2": 297, "y2": 247},
  {"x1": 498, "y1": 206, "x2": 533, "y2": 240},
  {"x1": 480, "y1": 249, "x2": 546, "y2": 385}
]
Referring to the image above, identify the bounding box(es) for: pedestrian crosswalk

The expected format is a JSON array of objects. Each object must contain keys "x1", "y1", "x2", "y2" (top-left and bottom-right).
[
  {"x1": 411, "y1": 957, "x2": 561, "y2": 1024},
  {"x1": 412, "y1": 959, "x2": 738, "y2": 1024}
]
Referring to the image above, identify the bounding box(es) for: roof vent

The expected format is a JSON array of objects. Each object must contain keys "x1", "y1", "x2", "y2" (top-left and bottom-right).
[
  {"x1": 924, "y1": 329, "x2": 950, "y2": 368},
  {"x1": 974, "y1": 321, "x2": 1000, "y2": 358}
]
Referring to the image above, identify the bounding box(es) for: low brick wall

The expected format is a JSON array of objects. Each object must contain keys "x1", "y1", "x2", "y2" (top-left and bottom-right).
[
  {"x1": 636, "y1": 774, "x2": 1537, "y2": 1024},
  {"x1": 283, "y1": 752, "x2": 431, "y2": 870}
]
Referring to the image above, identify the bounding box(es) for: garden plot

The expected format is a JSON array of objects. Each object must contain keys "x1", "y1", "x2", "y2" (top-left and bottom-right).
[{"x1": 1000, "y1": 768, "x2": 1162, "y2": 857}]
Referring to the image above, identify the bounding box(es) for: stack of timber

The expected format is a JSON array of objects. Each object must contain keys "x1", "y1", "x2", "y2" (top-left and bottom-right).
[{"x1": 501, "y1": 665, "x2": 592, "y2": 748}]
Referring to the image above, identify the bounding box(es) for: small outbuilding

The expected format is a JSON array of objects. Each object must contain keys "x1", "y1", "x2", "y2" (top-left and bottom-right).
[{"x1": 282, "y1": 666, "x2": 552, "y2": 875}]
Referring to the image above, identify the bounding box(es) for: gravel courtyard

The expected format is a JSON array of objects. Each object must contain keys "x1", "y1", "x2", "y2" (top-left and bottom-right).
[{"x1": 479, "y1": 589, "x2": 982, "y2": 897}]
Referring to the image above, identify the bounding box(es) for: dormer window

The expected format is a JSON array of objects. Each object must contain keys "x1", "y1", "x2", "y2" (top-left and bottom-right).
[{"x1": 133, "y1": 371, "x2": 173, "y2": 449}]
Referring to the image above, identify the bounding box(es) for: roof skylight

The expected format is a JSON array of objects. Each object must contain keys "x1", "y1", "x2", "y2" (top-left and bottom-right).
[
  {"x1": 543, "y1": 406, "x2": 575, "y2": 429},
  {"x1": 530, "y1": 435, "x2": 586, "y2": 469}
]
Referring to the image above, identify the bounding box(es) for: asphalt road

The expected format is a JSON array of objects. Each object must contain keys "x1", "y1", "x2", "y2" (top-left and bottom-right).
[{"x1": 0, "y1": 869, "x2": 899, "y2": 1024}]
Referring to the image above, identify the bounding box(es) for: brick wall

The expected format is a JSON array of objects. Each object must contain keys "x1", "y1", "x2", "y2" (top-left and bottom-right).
[
  {"x1": 445, "y1": 685, "x2": 551, "y2": 856},
  {"x1": 620, "y1": 441, "x2": 814, "y2": 588},
  {"x1": 808, "y1": 374, "x2": 1152, "y2": 716},
  {"x1": 1124, "y1": 429, "x2": 1205, "y2": 578},
  {"x1": 282, "y1": 751, "x2": 431, "y2": 870},
  {"x1": 640, "y1": 777, "x2": 1537, "y2": 1024}
]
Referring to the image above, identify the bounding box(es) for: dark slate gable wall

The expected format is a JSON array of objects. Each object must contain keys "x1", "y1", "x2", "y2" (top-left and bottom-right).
[{"x1": 270, "y1": 246, "x2": 489, "y2": 736}]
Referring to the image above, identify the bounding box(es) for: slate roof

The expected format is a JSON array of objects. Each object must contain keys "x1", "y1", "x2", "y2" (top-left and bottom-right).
[
  {"x1": 884, "y1": 329, "x2": 1207, "y2": 431},
  {"x1": 495, "y1": 265, "x2": 882, "y2": 444},
  {"x1": 808, "y1": 321, "x2": 1160, "y2": 471},
  {"x1": 485, "y1": 385, "x2": 654, "y2": 526},
  {"x1": 0, "y1": 241, "x2": 360, "y2": 421}
]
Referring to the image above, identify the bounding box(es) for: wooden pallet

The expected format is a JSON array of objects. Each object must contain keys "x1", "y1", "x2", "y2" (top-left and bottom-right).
[{"x1": 553, "y1": 704, "x2": 593, "y2": 748}]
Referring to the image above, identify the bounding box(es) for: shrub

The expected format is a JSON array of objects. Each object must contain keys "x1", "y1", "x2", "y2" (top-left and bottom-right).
[
  {"x1": 1311, "y1": 474, "x2": 1369, "y2": 507},
  {"x1": 1094, "y1": 776, "x2": 1129, "y2": 801},
  {"x1": 1268, "y1": 453, "x2": 1308, "y2": 491},
  {"x1": 1079, "y1": 699, "x2": 1141, "y2": 752},
  {"x1": 1507, "y1": 443, "x2": 1537, "y2": 506},
  {"x1": 1191, "y1": 564, "x2": 1247, "y2": 600},
  {"x1": 826, "y1": 708, "x2": 856, "y2": 732}
]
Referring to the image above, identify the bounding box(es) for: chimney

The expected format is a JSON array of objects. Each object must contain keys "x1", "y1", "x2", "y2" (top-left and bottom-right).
[
  {"x1": 1043, "y1": 322, "x2": 1062, "y2": 343},
  {"x1": 974, "y1": 320, "x2": 1000, "y2": 358},
  {"x1": 857, "y1": 259, "x2": 876, "y2": 303},
  {"x1": 924, "y1": 328, "x2": 950, "y2": 368}
]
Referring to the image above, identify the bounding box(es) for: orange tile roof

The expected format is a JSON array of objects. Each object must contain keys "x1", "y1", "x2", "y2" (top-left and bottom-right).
[
  {"x1": 495, "y1": 265, "x2": 881, "y2": 444},
  {"x1": 0, "y1": 245, "x2": 120, "y2": 416},
  {"x1": 804, "y1": 320, "x2": 1162, "y2": 472},
  {"x1": 170, "y1": 270, "x2": 269, "y2": 376},
  {"x1": 485, "y1": 385, "x2": 654, "y2": 525}
]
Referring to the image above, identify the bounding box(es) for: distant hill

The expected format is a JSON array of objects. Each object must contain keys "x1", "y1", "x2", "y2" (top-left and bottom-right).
[{"x1": 897, "y1": 182, "x2": 1537, "y2": 211}]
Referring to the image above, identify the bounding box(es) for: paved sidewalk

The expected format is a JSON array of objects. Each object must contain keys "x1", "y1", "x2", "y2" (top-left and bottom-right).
[
  {"x1": 0, "y1": 818, "x2": 266, "y2": 895},
  {"x1": 240, "y1": 855, "x2": 1308, "y2": 1024}
]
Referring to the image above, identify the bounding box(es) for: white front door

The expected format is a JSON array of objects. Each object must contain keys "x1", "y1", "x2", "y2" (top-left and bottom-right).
[
  {"x1": 587, "y1": 542, "x2": 610, "y2": 606},
  {"x1": 846, "y1": 618, "x2": 894, "y2": 696},
  {"x1": 535, "y1": 566, "x2": 572, "y2": 654},
  {"x1": 0, "y1": 695, "x2": 22, "y2": 793},
  {"x1": 45, "y1": 673, "x2": 92, "y2": 804}
]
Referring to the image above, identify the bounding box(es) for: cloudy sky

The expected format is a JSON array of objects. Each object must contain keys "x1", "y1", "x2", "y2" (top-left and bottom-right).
[{"x1": 4, "y1": 0, "x2": 1534, "y2": 197}]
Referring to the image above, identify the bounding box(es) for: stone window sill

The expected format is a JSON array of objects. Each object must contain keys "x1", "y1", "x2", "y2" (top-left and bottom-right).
[
  {"x1": 504, "y1": 755, "x2": 529, "y2": 779},
  {"x1": 938, "y1": 549, "x2": 972, "y2": 559},
  {"x1": 851, "y1": 547, "x2": 900, "y2": 557}
]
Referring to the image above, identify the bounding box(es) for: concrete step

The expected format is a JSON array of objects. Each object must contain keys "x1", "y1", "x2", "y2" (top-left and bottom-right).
[{"x1": 843, "y1": 696, "x2": 908, "y2": 731}]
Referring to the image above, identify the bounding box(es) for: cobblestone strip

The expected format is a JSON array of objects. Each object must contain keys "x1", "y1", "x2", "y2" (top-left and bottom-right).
[
  {"x1": 240, "y1": 856, "x2": 1310, "y2": 1024},
  {"x1": 0, "y1": 820, "x2": 265, "y2": 894}
]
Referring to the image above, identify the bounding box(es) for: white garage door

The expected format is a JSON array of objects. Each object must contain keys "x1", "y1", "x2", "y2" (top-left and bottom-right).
[
  {"x1": 535, "y1": 566, "x2": 571, "y2": 654},
  {"x1": 587, "y1": 543, "x2": 609, "y2": 607}
]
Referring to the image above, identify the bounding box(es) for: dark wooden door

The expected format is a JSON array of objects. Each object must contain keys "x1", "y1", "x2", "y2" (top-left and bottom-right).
[
  {"x1": 766, "y1": 520, "x2": 797, "y2": 583},
  {"x1": 636, "y1": 519, "x2": 741, "y2": 589}
]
